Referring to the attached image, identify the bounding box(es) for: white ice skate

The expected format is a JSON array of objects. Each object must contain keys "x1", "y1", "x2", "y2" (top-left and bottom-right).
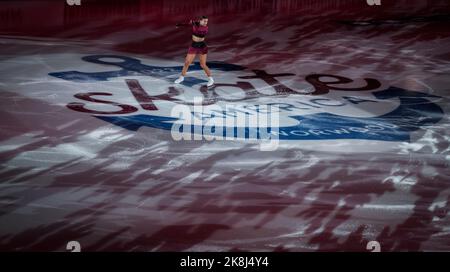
[
  {"x1": 207, "y1": 76, "x2": 214, "y2": 87},
  {"x1": 174, "y1": 76, "x2": 184, "y2": 84}
]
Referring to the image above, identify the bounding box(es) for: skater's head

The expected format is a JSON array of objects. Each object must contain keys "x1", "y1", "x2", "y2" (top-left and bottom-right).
[{"x1": 199, "y1": 15, "x2": 208, "y2": 26}]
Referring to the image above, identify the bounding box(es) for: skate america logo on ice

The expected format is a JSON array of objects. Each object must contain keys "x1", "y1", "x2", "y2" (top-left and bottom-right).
[{"x1": 49, "y1": 55, "x2": 444, "y2": 142}]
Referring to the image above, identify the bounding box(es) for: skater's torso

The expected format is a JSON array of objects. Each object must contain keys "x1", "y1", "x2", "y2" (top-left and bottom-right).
[{"x1": 191, "y1": 21, "x2": 208, "y2": 42}]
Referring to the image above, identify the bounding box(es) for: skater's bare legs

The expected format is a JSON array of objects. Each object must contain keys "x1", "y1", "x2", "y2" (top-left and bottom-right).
[
  {"x1": 176, "y1": 53, "x2": 214, "y2": 86},
  {"x1": 182, "y1": 53, "x2": 196, "y2": 76},
  {"x1": 175, "y1": 54, "x2": 196, "y2": 84},
  {"x1": 199, "y1": 53, "x2": 214, "y2": 86},
  {"x1": 199, "y1": 54, "x2": 211, "y2": 77}
]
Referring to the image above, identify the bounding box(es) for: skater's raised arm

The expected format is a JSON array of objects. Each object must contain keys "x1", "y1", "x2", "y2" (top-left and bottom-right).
[{"x1": 175, "y1": 18, "x2": 199, "y2": 27}]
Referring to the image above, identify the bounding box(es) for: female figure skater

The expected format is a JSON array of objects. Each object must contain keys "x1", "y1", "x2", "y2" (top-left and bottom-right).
[{"x1": 174, "y1": 16, "x2": 214, "y2": 87}]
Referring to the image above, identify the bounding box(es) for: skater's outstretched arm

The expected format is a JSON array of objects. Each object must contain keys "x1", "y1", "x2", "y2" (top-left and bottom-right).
[{"x1": 175, "y1": 19, "x2": 199, "y2": 28}]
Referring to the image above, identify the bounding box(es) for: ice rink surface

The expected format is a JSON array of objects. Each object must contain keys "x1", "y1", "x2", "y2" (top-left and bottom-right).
[{"x1": 0, "y1": 0, "x2": 449, "y2": 251}]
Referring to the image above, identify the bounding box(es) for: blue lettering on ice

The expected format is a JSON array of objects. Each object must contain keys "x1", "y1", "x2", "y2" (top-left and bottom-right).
[{"x1": 96, "y1": 87, "x2": 443, "y2": 142}]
